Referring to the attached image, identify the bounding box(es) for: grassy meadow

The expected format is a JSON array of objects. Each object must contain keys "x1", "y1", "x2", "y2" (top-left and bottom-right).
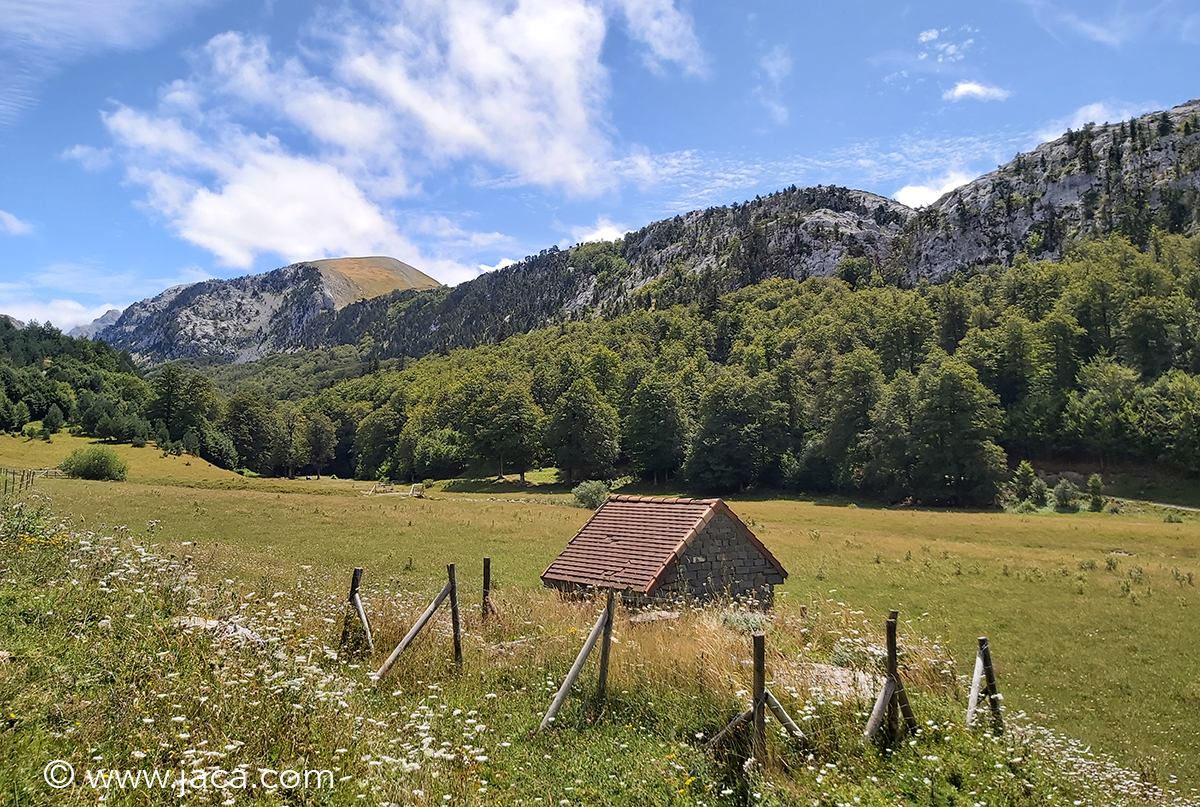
[{"x1": 3, "y1": 434, "x2": 1200, "y2": 803}]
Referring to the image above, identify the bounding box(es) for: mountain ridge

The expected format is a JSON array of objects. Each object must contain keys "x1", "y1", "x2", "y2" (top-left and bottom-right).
[
  {"x1": 79, "y1": 256, "x2": 439, "y2": 363},
  {"x1": 76, "y1": 97, "x2": 1200, "y2": 366}
]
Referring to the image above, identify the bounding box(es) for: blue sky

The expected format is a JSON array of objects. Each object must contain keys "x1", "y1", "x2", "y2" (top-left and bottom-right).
[{"x1": 1, "y1": 0, "x2": 1198, "y2": 330}]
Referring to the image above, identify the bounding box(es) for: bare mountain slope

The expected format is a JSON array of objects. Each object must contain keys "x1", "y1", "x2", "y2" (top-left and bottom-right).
[{"x1": 89, "y1": 258, "x2": 439, "y2": 363}]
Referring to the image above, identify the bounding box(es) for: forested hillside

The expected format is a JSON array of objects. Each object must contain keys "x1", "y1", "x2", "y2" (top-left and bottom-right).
[
  {"x1": 899, "y1": 98, "x2": 1200, "y2": 280},
  {"x1": 63, "y1": 101, "x2": 1200, "y2": 372},
  {"x1": 6, "y1": 230, "x2": 1200, "y2": 505},
  {"x1": 22, "y1": 229, "x2": 1183, "y2": 508},
  {"x1": 0, "y1": 320, "x2": 147, "y2": 438},
  {"x1": 294, "y1": 102, "x2": 1200, "y2": 363},
  {"x1": 300, "y1": 186, "x2": 911, "y2": 359}
]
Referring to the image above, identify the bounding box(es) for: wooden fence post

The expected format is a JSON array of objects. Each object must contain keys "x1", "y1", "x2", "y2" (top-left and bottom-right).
[
  {"x1": 482, "y1": 557, "x2": 492, "y2": 623},
  {"x1": 885, "y1": 611, "x2": 899, "y2": 741},
  {"x1": 865, "y1": 609, "x2": 917, "y2": 744},
  {"x1": 373, "y1": 580, "x2": 453, "y2": 682},
  {"x1": 347, "y1": 567, "x2": 374, "y2": 651},
  {"x1": 752, "y1": 632, "x2": 766, "y2": 761},
  {"x1": 448, "y1": 564, "x2": 463, "y2": 666},
  {"x1": 704, "y1": 708, "x2": 754, "y2": 751},
  {"x1": 864, "y1": 679, "x2": 897, "y2": 739},
  {"x1": 968, "y1": 636, "x2": 1004, "y2": 733},
  {"x1": 597, "y1": 588, "x2": 615, "y2": 701},
  {"x1": 764, "y1": 690, "x2": 805, "y2": 739},
  {"x1": 980, "y1": 638, "x2": 1002, "y2": 731},
  {"x1": 707, "y1": 632, "x2": 806, "y2": 755},
  {"x1": 539, "y1": 595, "x2": 611, "y2": 731}
]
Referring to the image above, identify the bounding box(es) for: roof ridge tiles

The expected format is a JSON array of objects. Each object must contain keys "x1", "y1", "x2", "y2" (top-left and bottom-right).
[{"x1": 606, "y1": 494, "x2": 721, "y2": 505}]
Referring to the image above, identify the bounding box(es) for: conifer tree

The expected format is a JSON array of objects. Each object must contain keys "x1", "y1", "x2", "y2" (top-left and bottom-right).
[
  {"x1": 548, "y1": 378, "x2": 619, "y2": 483},
  {"x1": 624, "y1": 374, "x2": 687, "y2": 483}
]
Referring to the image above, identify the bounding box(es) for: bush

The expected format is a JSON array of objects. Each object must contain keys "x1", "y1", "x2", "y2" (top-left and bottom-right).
[
  {"x1": 1053, "y1": 478, "x2": 1078, "y2": 511},
  {"x1": 42, "y1": 404, "x2": 64, "y2": 434},
  {"x1": 413, "y1": 428, "x2": 468, "y2": 480},
  {"x1": 200, "y1": 426, "x2": 239, "y2": 470},
  {"x1": 60, "y1": 446, "x2": 128, "y2": 481},
  {"x1": 1030, "y1": 477, "x2": 1049, "y2": 507},
  {"x1": 1013, "y1": 460, "x2": 1036, "y2": 501},
  {"x1": 1087, "y1": 473, "x2": 1105, "y2": 512},
  {"x1": 572, "y1": 479, "x2": 610, "y2": 509}
]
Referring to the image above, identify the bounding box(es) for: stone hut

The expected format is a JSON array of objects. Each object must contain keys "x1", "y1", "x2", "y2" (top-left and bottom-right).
[{"x1": 541, "y1": 495, "x2": 788, "y2": 607}]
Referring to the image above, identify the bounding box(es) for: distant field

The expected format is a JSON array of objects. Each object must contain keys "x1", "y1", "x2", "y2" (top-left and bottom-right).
[{"x1": 5, "y1": 435, "x2": 1200, "y2": 789}]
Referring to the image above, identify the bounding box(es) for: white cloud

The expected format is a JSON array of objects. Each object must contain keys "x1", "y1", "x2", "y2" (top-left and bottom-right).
[
  {"x1": 341, "y1": 0, "x2": 614, "y2": 194},
  {"x1": 1022, "y1": 0, "x2": 1200, "y2": 46},
  {"x1": 1185, "y1": 13, "x2": 1200, "y2": 43},
  {"x1": 0, "y1": 209, "x2": 33, "y2": 235},
  {"x1": 61, "y1": 144, "x2": 112, "y2": 171},
  {"x1": 943, "y1": 81, "x2": 1012, "y2": 102},
  {"x1": 1035, "y1": 99, "x2": 1160, "y2": 142},
  {"x1": 919, "y1": 28, "x2": 973, "y2": 63},
  {"x1": 609, "y1": 0, "x2": 707, "y2": 76},
  {"x1": 478, "y1": 258, "x2": 517, "y2": 273},
  {"x1": 0, "y1": 0, "x2": 213, "y2": 125},
  {"x1": 1020, "y1": 0, "x2": 1163, "y2": 46},
  {"x1": 0, "y1": 298, "x2": 124, "y2": 331},
  {"x1": 85, "y1": 1, "x2": 704, "y2": 281},
  {"x1": 178, "y1": 154, "x2": 413, "y2": 269},
  {"x1": 567, "y1": 215, "x2": 629, "y2": 245},
  {"x1": 754, "y1": 45, "x2": 792, "y2": 124},
  {"x1": 893, "y1": 170, "x2": 974, "y2": 208},
  {"x1": 412, "y1": 216, "x2": 513, "y2": 250}
]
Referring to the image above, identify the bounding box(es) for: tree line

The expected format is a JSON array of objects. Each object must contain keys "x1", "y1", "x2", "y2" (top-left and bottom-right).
[{"x1": 3, "y1": 229, "x2": 1200, "y2": 505}]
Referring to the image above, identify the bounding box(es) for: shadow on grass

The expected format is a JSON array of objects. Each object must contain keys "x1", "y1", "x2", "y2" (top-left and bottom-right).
[
  {"x1": 440, "y1": 476, "x2": 573, "y2": 494},
  {"x1": 609, "y1": 480, "x2": 910, "y2": 511}
]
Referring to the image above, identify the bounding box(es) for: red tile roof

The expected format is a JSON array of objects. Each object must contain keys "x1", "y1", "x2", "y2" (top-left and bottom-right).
[{"x1": 541, "y1": 495, "x2": 787, "y2": 594}]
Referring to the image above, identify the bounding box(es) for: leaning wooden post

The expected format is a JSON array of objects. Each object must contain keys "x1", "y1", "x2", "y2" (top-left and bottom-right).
[
  {"x1": 347, "y1": 567, "x2": 374, "y2": 651},
  {"x1": 752, "y1": 632, "x2": 766, "y2": 761},
  {"x1": 967, "y1": 637, "x2": 1003, "y2": 732},
  {"x1": 764, "y1": 690, "x2": 806, "y2": 739},
  {"x1": 885, "y1": 611, "x2": 900, "y2": 742},
  {"x1": 596, "y1": 589, "x2": 615, "y2": 701},
  {"x1": 704, "y1": 707, "x2": 754, "y2": 751},
  {"x1": 482, "y1": 557, "x2": 492, "y2": 623},
  {"x1": 980, "y1": 637, "x2": 1003, "y2": 732},
  {"x1": 865, "y1": 609, "x2": 916, "y2": 742},
  {"x1": 967, "y1": 645, "x2": 985, "y2": 727},
  {"x1": 863, "y1": 678, "x2": 897, "y2": 739},
  {"x1": 448, "y1": 564, "x2": 463, "y2": 666},
  {"x1": 373, "y1": 580, "x2": 453, "y2": 681},
  {"x1": 539, "y1": 600, "x2": 610, "y2": 731}
]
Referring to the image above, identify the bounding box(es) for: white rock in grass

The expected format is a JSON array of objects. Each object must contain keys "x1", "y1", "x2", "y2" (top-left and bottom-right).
[{"x1": 172, "y1": 616, "x2": 263, "y2": 645}]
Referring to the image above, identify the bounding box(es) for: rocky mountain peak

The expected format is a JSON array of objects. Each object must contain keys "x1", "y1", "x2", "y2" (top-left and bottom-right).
[
  {"x1": 86, "y1": 257, "x2": 440, "y2": 364},
  {"x1": 900, "y1": 98, "x2": 1200, "y2": 281}
]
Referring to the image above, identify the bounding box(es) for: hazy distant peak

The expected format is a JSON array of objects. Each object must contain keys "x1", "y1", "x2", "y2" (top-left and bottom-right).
[{"x1": 68, "y1": 308, "x2": 123, "y2": 339}]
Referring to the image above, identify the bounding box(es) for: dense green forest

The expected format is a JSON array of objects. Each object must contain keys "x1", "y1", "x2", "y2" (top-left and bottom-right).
[{"x1": 4, "y1": 230, "x2": 1200, "y2": 506}]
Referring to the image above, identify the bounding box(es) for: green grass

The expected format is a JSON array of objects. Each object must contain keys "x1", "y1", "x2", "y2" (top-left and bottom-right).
[
  {"x1": 2, "y1": 503, "x2": 1185, "y2": 806},
  {"x1": 22, "y1": 477, "x2": 1200, "y2": 792},
  {"x1": 3, "y1": 435, "x2": 1200, "y2": 793}
]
